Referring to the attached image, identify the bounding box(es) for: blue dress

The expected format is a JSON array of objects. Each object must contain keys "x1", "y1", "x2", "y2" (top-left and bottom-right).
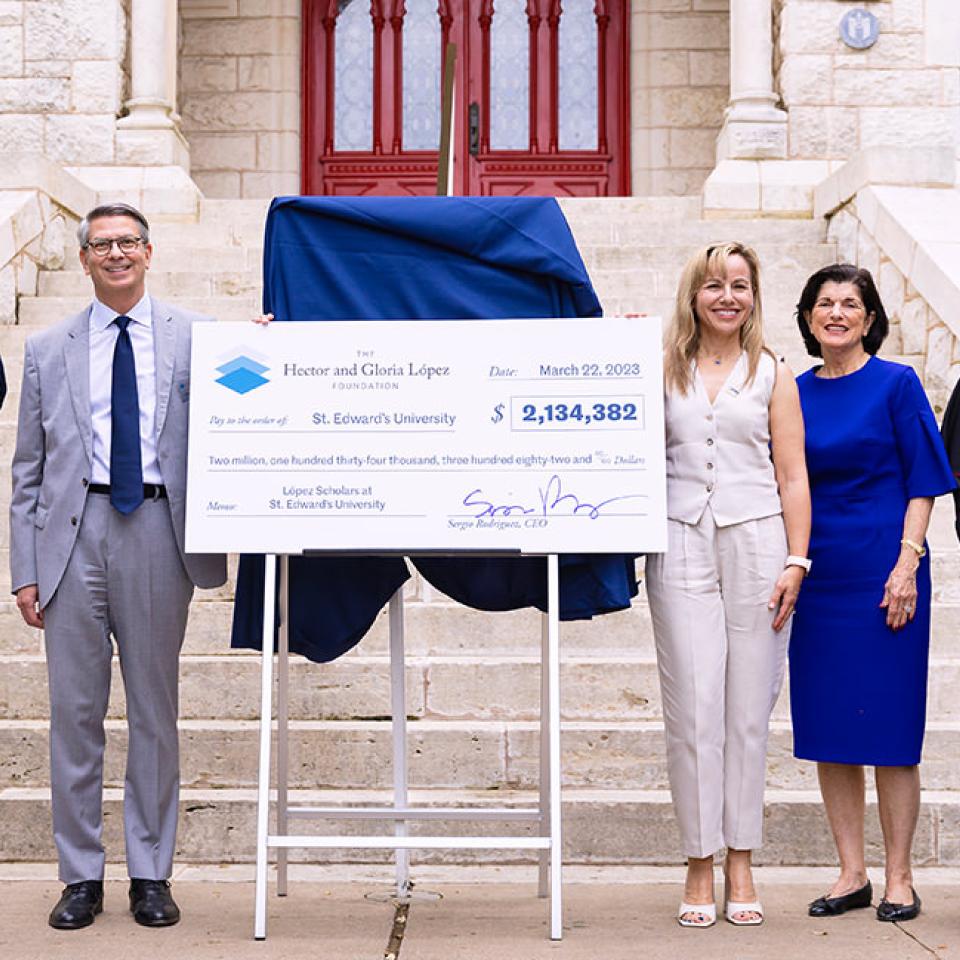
[{"x1": 790, "y1": 357, "x2": 955, "y2": 765}]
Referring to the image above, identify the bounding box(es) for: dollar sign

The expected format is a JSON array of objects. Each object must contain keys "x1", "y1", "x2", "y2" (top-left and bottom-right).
[{"x1": 490, "y1": 403, "x2": 504, "y2": 424}]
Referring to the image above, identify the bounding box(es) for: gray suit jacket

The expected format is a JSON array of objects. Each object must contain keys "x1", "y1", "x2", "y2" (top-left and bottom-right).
[{"x1": 10, "y1": 298, "x2": 227, "y2": 606}]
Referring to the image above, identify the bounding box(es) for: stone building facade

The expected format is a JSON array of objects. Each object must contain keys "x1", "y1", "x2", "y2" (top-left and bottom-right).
[
  {"x1": 2, "y1": 0, "x2": 960, "y2": 873},
  {"x1": 180, "y1": 0, "x2": 300, "y2": 200},
  {"x1": 0, "y1": 1, "x2": 958, "y2": 382},
  {"x1": 0, "y1": 1, "x2": 956, "y2": 205},
  {"x1": 778, "y1": 0, "x2": 959, "y2": 160}
]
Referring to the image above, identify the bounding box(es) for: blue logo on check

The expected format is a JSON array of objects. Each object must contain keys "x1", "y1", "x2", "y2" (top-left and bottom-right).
[{"x1": 216, "y1": 354, "x2": 270, "y2": 394}]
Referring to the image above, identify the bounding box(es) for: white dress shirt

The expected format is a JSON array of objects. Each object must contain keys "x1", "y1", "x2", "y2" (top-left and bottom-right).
[{"x1": 89, "y1": 293, "x2": 163, "y2": 485}]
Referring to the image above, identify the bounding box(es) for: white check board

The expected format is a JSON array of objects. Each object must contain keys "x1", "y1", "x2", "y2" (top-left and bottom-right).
[{"x1": 185, "y1": 318, "x2": 667, "y2": 554}]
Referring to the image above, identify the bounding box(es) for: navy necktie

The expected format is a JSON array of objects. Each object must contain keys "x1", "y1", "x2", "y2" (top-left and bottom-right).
[{"x1": 110, "y1": 315, "x2": 144, "y2": 514}]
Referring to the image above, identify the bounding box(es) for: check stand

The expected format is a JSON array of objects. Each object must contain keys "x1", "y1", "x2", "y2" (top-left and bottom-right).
[{"x1": 253, "y1": 553, "x2": 564, "y2": 941}]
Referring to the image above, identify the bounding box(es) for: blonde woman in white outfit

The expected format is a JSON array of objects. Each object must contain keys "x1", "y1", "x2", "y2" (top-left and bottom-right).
[{"x1": 645, "y1": 243, "x2": 810, "y2": 928}]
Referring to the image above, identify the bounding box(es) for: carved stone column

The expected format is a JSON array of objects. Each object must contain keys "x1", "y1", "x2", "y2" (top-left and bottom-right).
[
  {"x1": 716, "y1": 0, "x2": 787, "y2": 160},
  {"x1": 116, "y1": 0, "x2": 190, "y2": 168}
]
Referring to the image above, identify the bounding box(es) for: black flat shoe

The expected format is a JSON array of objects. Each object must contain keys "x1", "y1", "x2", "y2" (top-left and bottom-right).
[
  {"x1": 49, "y1": 880, "x2": 103, "y2": 930},
  {"x1": 129, "y1": 878, "x2": 180, "y2": 927},
  {"x1": 876, "y1": 887, "x2": 921, "y2": 922},
  {"x1": 808, "y1": 880, "x2": 872, "y2": 917}
]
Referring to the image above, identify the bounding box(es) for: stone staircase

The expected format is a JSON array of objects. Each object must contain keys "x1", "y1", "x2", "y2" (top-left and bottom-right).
[{"x1": 2, "y1": 196, "x2": 959, "y2": 869}]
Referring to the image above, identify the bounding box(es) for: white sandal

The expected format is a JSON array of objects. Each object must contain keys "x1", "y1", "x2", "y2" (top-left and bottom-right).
[
  {"x1": 725, "y1": 899, "x2": 763, "y2": 926},
  {"x1": 678, "y1": 901, "x2": 717, "y2": 928}
]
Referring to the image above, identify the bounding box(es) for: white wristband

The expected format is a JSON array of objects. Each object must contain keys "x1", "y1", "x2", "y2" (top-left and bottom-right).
[{"x1": 785, "y1": 555, "x2": 812, "y2": 573}]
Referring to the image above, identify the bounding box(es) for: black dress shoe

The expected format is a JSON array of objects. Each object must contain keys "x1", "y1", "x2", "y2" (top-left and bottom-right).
[
  {"x1": 808, "y1": 880, "x2": 872, "y2": 917},
  {"x1": 48, "y1": 880, "x2": 103, "y2": 930},
  {"x1": 129, "y1": 879, "x2": 181, "y2": 927},
  {"x1": 877, "y1": 887, "x2": 921, "y2": 922}
]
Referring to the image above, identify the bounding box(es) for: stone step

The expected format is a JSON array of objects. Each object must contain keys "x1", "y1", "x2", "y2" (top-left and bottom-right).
[
  {"x1": 39, "y1": 242, "x2": 833, "y2": 299},
  {"x1": 0, "y1": 591, "x2": 651, "y2": 657},
  {"x1": 68, "y1": 198, "x2": 266, "y2": 247},
  {"x1": 559, "y1": 196, "x2": 820, "y2": 233},
  {"x1": 135, "y1": 206, "x2": 826, "y2": 260},
  {"x1": 148, "y1": 212, "x2": 271, "y2": 249},
  {"x1": 55, "y1": 225, "x2": 828, "y2": 278},
  {"x1": 5, "y1": 719, "x2": 960, "y2": 793},
  {"x1": 58, "y1": 245, "x2": 259, "y2": 273},
  {"x1": 37, "y1": 270, "x2": 263, "y2": 298},
  {"x1": 149, "y1": 245, "x2": 261, "y2": 275},
  {"x1": 0, "y1": 653, "x2": 668, "y2": 722},
  {"x1": 198, "y1": 197, "x2": 275, "y2": 219},
  {"x1": 150, "y1": 196, "x2": 704, "y2": 244},
  {"x1": 1, "y1": 785, "x2": 958, "y2": 866},
  {"x1": 54, "y1": 243, "x2": 829, "y2": 291},
  {"x1": 1, "y1": 574, "x2": 959, "y2": 653},
  {"x1": 5, "y1": 652, "x2": 960, "y2": 725},
  {"x1": 558, "y1": 196, "x2": 704, "y2": 223},
  {"x1": 16, "y1": 295, "x2": 261, "y2": 325},
  {"x1": 564, "y1": 215, "x2": 829, "y2": 248},
  {"x1": 579, "y1": 240, "x2": 835, "y2": 274},
  {"x1": 4, "y1": 584, "x2": 960, "y2": 659}
]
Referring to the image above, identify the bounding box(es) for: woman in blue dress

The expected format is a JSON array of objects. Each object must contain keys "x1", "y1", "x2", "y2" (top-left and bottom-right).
[{"x1": 790, "y1": 264, "x2": 955, "y2": 923}]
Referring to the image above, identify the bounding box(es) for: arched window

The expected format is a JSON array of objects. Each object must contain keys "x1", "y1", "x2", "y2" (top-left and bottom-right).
[
  {"x1": 489, "y1": 0, "x2": 529, "y2": 150},
  {"x1": 403, "y1": 0, "x2": 442, "y2": 150},
  {"x1": 558, "y1": 1, "x2": 598, "y2": 150},
  {"x1": 334, "y1": 0, "x2": 374, "y2": 150}
]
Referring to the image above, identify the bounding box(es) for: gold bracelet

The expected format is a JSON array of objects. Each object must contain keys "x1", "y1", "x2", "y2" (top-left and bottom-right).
[{"x1": 901, "y1": 538, "x2": 926, "y2": 558}]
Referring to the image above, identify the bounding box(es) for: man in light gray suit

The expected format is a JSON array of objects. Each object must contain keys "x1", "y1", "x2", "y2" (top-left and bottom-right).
[{"x1": 10, "y1": 203, "x2": 226, "y2": 930}]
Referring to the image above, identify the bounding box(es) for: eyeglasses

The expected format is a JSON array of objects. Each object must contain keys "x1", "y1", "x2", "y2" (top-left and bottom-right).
[
  {"x1": 813, "y1": 297, "x2": 865, "y2": 315},
  {"x1": 84, "y1": 236, "x2": 145, "y2": 257}
]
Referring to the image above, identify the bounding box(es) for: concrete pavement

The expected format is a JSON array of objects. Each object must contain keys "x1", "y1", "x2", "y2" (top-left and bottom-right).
[{"x1": 0, "y1": 864, "x2": 957, "y2": 960}]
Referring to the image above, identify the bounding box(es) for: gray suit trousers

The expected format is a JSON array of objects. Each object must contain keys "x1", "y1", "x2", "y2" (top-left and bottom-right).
[{"x1": 43, "y1": 494, "x2": 193, "y2": 883}]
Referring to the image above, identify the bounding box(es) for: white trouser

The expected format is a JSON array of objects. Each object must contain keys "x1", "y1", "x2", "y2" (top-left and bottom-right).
[{"x1": 645, "y1": 505, "x2": 789, "y2": 859}]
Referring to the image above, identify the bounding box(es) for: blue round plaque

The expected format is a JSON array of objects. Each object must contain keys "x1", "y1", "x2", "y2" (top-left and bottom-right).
[{"x1": 840, "y1": 8, "x2": 880, "y2": 50}]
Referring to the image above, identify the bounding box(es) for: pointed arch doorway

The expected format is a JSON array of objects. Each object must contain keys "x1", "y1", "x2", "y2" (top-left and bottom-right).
[{"x1": 301, "y1": 0, "x2": 630, "y2": 196}]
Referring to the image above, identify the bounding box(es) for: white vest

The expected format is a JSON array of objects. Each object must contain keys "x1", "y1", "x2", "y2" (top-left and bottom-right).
[{"x1": 663, "y1": 351, "x2": 783, "y2": 527}]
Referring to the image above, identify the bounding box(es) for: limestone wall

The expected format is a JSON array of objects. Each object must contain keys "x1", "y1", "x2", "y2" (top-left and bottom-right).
[
  {"x1": 179, "y1": 0, "x2": 300, "y2": 199},
  {"x1": 0, "y1": 191, "x2": 73, "y2": 324},
  {"x1": 775, "y1": 0, "x2": 960, "y2": 161},
  {"x1": 631, "y1": 0, "x2": 730, "y2": 196},
  {"x1": 830, "y1": 201, "x2": 952, "y2": 404},
  {"x1": 0, "y1": 0, "x2": 128, "y2": 166},
  {"x1": 823, "y1": 180, "x2": 960, "y2": 412},
  {"x1": 0, "y1": 155, "x2": 94, "y2": 324}
]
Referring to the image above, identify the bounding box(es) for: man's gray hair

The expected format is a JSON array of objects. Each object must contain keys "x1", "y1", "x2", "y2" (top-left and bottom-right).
[{"x1": 77, "y1": 203, "x2": 151, "y2": 248}]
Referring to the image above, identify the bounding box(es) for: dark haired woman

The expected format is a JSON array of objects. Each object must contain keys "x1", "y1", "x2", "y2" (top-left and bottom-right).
[{"x1": 790, "y1": 264, "x2": 955, "y2": 923}]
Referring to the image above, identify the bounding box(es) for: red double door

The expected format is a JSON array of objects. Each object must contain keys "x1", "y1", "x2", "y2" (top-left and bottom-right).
[{"x1": 302, "y1": 0, "x2": 630, "y2": 197}]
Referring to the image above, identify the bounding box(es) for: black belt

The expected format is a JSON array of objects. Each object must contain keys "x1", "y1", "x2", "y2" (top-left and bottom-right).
[{"x1": 88, "y1": 482, "x2": 167, "y2": 500}]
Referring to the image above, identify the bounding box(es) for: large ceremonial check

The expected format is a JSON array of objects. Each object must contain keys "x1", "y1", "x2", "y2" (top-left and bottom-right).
[{"x1": 185, "y1": 317, "x2": 666, "y2": 554}]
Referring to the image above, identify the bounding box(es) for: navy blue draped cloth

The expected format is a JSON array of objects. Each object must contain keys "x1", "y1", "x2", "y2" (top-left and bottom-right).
[{"x1": 231, "y1": 196, "x2": 639, "y2": 663}]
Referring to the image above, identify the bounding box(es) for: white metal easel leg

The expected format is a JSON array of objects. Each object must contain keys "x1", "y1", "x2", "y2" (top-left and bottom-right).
[
  {"x1": 389, "y1": 589, "x2": 411, "y2": 897},
  {"x1": 276, "y1": 555, "x2": 290, "y2": 896},
  {"x1": 254, "y1": 555, "x2": 278, "y2": 940},
  {"x1": 537, "y1": 609, "x2": 549, "y2": 898},
  {"x1": 546, "y1": 554, "x2": 562, "y2": 940}
]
